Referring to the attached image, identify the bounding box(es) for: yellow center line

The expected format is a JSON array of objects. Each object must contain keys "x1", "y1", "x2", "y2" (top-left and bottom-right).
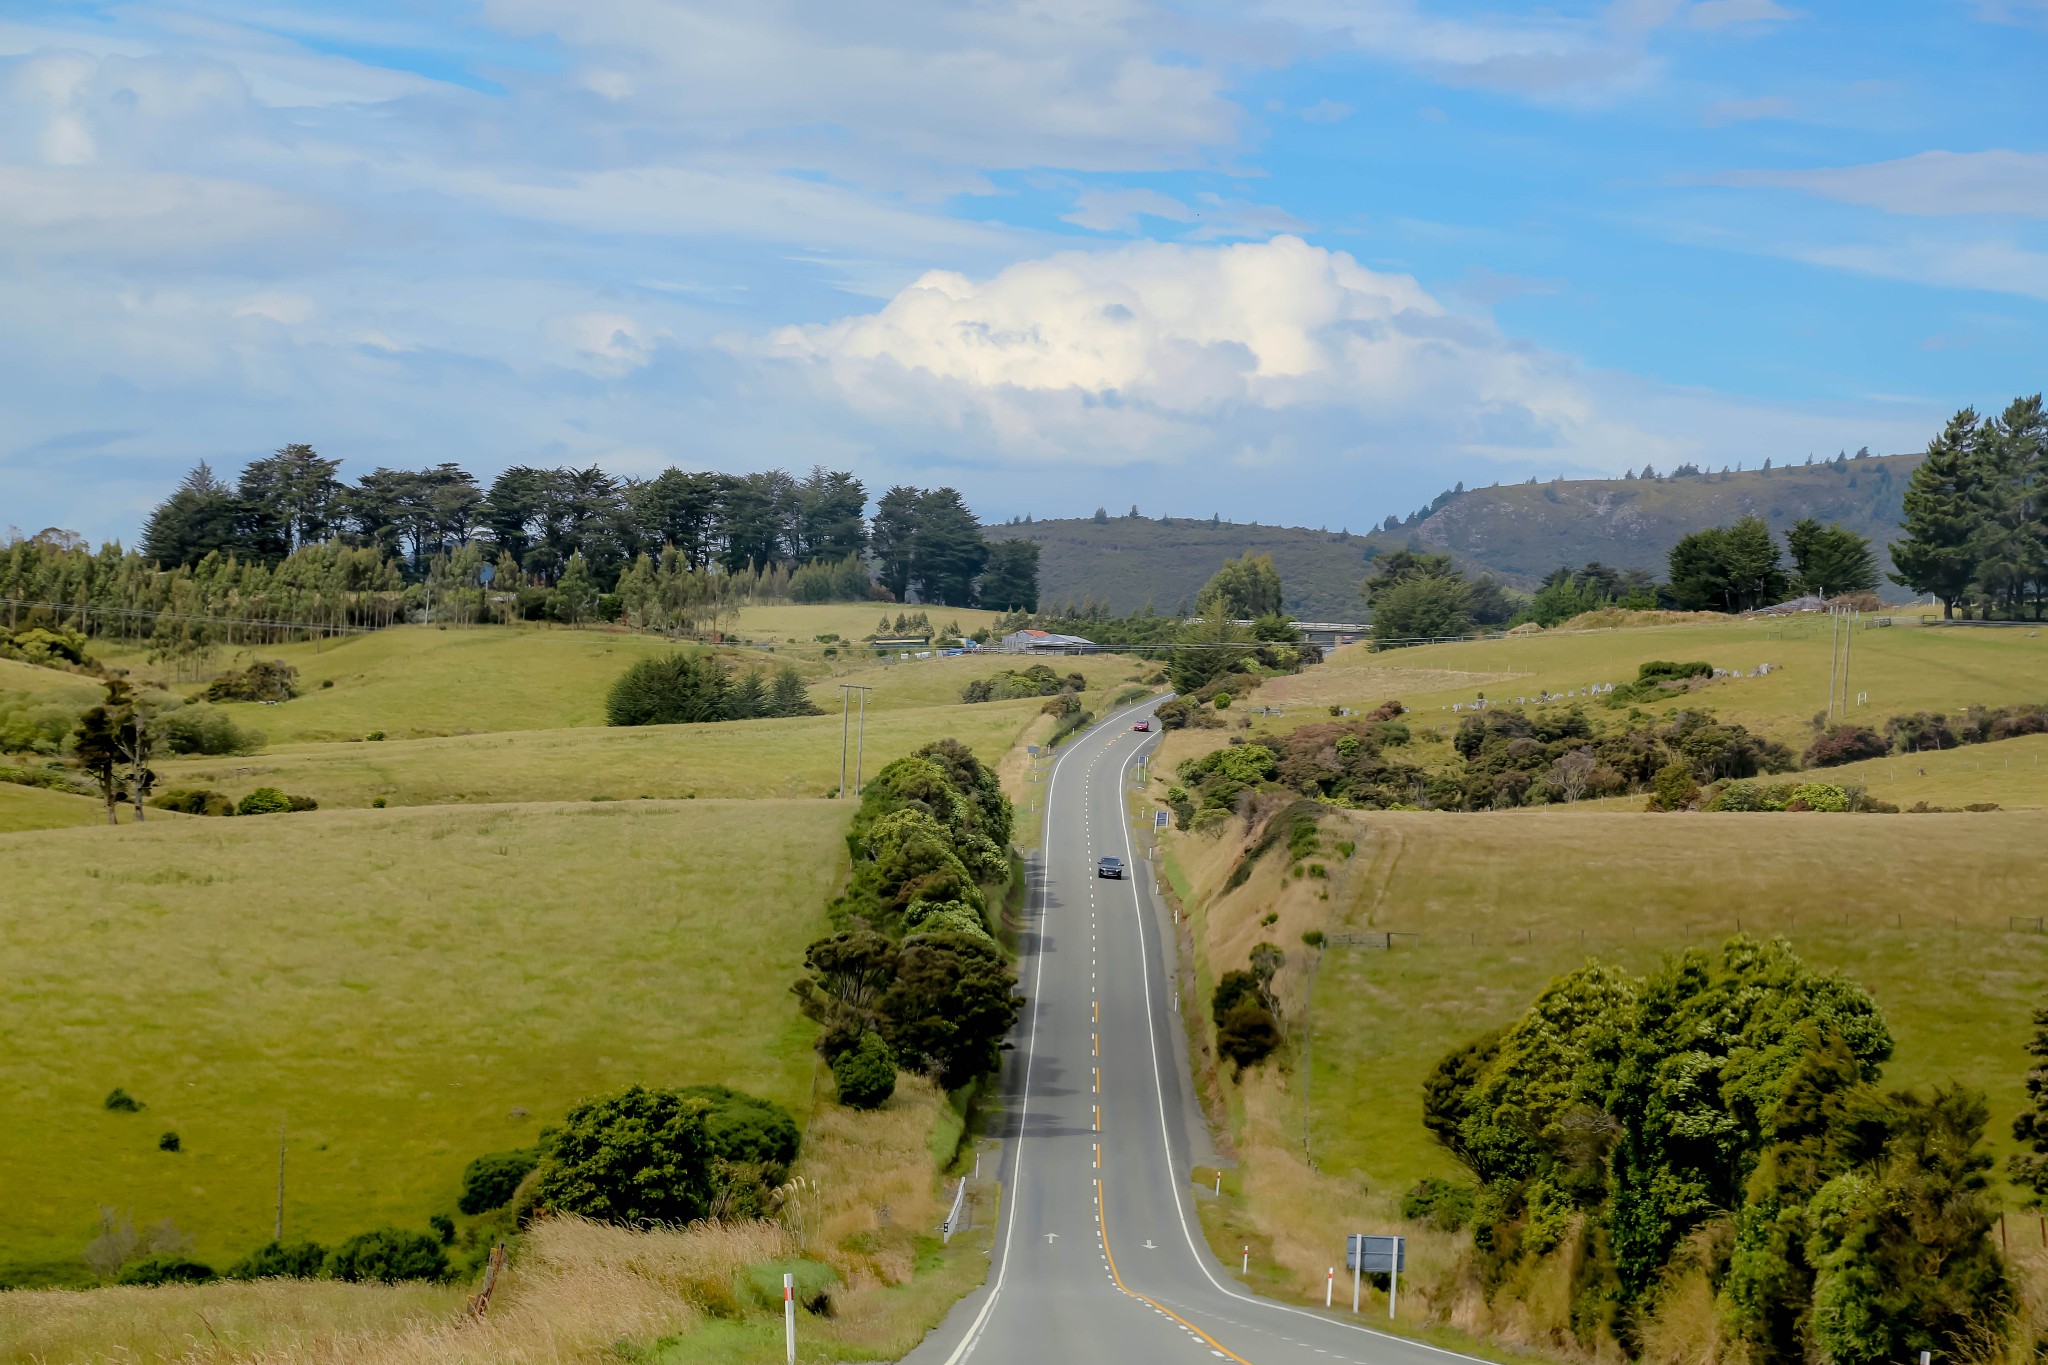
[
  {"x1": 1096, "y1": 1178, "x2": 1255, "y2": 1365},
  {"x1": 1093, "y1": 1032, "x2": 1099, "y2": 1057}
]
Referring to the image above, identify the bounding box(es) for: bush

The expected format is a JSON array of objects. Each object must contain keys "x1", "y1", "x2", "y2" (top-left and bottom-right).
[
  {"x1": 1885, "y1": 711, "x2": 1957, "y2": 753},
  {"x1": 150, "y1": 787, "x2": 235, "y2": 817},
  {"x1": 325, "y1": 1228, "x2": 448, "y2": 1283},
  {"x1": 1646, "y1": 760, "x2": 1700, "y2": 812},
  {"x1": 832, "y1": 1032, "x2": 897, "y2": 1109},
  {"x1": 1401, "y1": 1177, "x2": 1474, "y2": 1231},
  {"x1": 1804, "y1": 724, "x2": 1889, "y2": 768},
  {"x1": 227, "y1": 1240, "x2": 328, "y2": 1280},
  {"x1": 606, "y1": 653, "x2": 733, "y2": 726},
  {"x1": 158, "y1": 1131, "x2": 181, "y2": 1152},
  {"x1": 1216, "y1": 999, "x2": 1280, "y2": 1069},
  {"x1": 116, "y1": 1255, "x2": 214, "y2": 1286},
  {"x1": 233, "y1": 788, "x2": 315, "y2": 815},
  {"x1": 205, "y1": 660, "x2": 298, "y2": 703},
  {"x1": 534, "y1": 1085, "x2": 714, "y2": 1226},
  {"x1": 458, "y1": 1148, "x2": 542, "y2": 1215},
  {"x1": 676, "y1": 1085, "x2": 801, "y2": 1174},
  {"x1": 1788, "y1": 782, "x2": 1849, "y2": 813},
  {"x1": 1211, "y1": 691, "x2": 1232, "y2": 709},
  {"x1": 104, "y1": 1087, "x2": 143, "y2": 1112},
  {"x1": 159, "y1": 704, "x2": 264, "y2": 756},
  {"x1": 1637, "y1": 659, "x2": 1713, "y2": 683}
]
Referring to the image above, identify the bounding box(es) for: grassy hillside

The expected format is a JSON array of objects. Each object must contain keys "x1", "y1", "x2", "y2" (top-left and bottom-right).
[
  {"x1": 1161, "y1": 805, "x2": 2048, "y2": 1341},
  {"x1": 1357, "y1": 452, "x2": 1921, "y2": 589},
  {"x1": 152, "y1": 696, "x2": 1058, "y2": 808},
  {"x1": 1250, "y1": 615, "x2": 2048, "y2": 751},
  {"x1": 984, "y1": 516, "x2": 1375, "y2": 620},
  {"x1": 0, "y1": 784, "x2": 180, "y2": 832},
  {"x1": 0, "y1": 799, "x2": 847, "y2": 1277}
]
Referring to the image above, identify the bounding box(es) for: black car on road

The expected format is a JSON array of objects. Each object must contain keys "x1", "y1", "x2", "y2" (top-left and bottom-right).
[{"x1": 1097, "y1": 856, "x2": 1124, "y2": 879}]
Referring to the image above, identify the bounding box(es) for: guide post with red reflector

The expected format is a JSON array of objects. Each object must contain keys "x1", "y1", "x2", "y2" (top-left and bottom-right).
[{"x1": 784, "y1": 1272, "x2": 795, "y2": 1363}]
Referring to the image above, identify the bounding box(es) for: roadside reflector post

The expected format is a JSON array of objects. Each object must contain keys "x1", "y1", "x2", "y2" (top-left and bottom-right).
[
  {"x1": 1352, "y1": 1243, "x2": 1361, "y2": 1313},
  {"x1": 784, "y1": 1272, "x2": 796, "y2": 1363},
  {"x1": 1241, "y1": 1245, "x2": 1248, "y2": 1274},
  {"x1": 1325, "y1": 1266, "x2": 1334, "y2": 1307}
]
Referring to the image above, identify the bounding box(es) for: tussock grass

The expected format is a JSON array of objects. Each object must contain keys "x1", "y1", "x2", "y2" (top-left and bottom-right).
[
  {"x1": 0, "y1": 782, "x2": 157, "y2": 832},
  {"x1": 0, "y1": 800, "x2": 847, "y2": 1271},
  {"x1": 0, "y1": 657, "x2": 105, "y2": 704}
]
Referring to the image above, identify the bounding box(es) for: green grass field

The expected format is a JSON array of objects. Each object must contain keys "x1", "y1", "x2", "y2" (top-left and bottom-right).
[
  {"x1": 809, "y1": 649, "x2": 1147, "y2": 712},
  {"x1": 0, "y1": 783, "x2": 152, "y2": 832},
  {"x1": 1295, "y1": 810, "x2": 2048, "y2": 1200},
  {"x1": 151, "y1": 698, "x2": 1046, "y2": 808},
  {"x1": 726, "y1": 600, "x2": 1010, "y2": 645},
  {"x1": 0, "y1": 799, "x2": 848, "y2": 1277},
  {"x1": 1255, "y1": 617, "x2": 2047, "y2": 749},
  {"x1": 0, "y1": 658, "x2": 106, "y2": 705}
]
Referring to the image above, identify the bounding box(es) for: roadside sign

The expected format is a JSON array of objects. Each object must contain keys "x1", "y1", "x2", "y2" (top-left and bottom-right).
[
  {"x1": 1027, "y1": 745, "x2": 1039, "y2": 756},
  {"x1": 1346, "y1": 1234, "x2": 1404, "y2": 1273},
  {"x1": 1154, "y1": 810, "x2": 1169, "y2": 830},
  {"x1": 478, "y1": 563, "x2": 495, "y2": 585}
]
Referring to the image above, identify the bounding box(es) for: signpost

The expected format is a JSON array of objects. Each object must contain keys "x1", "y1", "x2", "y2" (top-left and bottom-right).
[
  {"x1": 1154, "y1": 809, "x2": 1169, "y2": 830},
  {"x1": 1346, "y1": 1234, "x2": 1406, "y2": 1318}
]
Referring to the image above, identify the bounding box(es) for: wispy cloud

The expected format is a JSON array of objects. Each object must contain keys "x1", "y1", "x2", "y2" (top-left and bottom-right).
[
  {"x1": 1700, "y1": 94, "x2": 1795, "y2": 126},
  {"x1": 1715, "y1": 150, "x2": 2048, "y2": 217}
]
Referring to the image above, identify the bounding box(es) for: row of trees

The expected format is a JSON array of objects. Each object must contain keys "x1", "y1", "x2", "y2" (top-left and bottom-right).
[
  {"x1": 134, "y1": 446, "x2": 1042, "y2": 610},
  {"x1": 1891, "y1": 395, "x2": 2047, "y2": 618},
  {"x1": 1667, "y1": 515, "x2": 1877, "y2": 613}
]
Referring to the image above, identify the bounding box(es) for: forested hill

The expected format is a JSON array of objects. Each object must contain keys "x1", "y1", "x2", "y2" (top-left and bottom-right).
[
  {"x1": 990, "y1": 453, "x2": 1925, "y2": 618},
  {"x1": 1360, "y1": 452, "x2": 1923, "y2": 592},
  {"x1": 982, "y1": 516, "x2": 1376, "y2": 621}
]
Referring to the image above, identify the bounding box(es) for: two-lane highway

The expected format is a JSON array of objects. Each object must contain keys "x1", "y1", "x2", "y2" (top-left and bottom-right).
[{"x1": 905, "y1": 700, "x2": 1491, "y2": 1365}]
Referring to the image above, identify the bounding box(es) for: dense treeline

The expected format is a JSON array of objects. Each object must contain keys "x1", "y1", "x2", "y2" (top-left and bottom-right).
[
  {"x1": 1890, "y1": 395, "x2": 2048, "y2": 618},
  {"x1": 1424, "y1": 937, "x2": 2008, "y2": 1363},
  {"x1": 4, "y1": 449, "x2": 1039, "y2": 651},
  {"x1": 791, "y1": 740, "x2": 1023, "y2": 1107}
]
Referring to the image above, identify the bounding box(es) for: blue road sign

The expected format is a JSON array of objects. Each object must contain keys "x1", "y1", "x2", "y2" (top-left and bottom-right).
[{"x1": 1346, "y1": 1234, "x2": 1405, "y2": 1274}]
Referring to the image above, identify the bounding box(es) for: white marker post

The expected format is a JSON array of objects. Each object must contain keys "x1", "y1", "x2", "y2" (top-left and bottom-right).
[
  {"x1": 1325, "y1": 1266, "x2": 1334, "y2": 1307},
  {"x1": 1241, "y1": 1245, "x2": 1249, "y2": 1275},
  {"x1": 783, "y1": 1272, "x2": 796, "y2": 1363},
  {"x1": 1352, "y1": 1250, "x2": 1361, "y2": 1314},
  {"x1": 1389, "y1": 1249, "x2": 1400, "y2": 1322}
]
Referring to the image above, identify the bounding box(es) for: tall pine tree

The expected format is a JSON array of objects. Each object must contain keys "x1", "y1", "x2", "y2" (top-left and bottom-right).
[{"x1": 1890, "y1": 409, "x2": 1983, "y2": 618}]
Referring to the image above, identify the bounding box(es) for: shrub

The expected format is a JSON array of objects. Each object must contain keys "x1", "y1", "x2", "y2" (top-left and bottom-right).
[
  {"x1": 325, "y1": 1228, "x2": 448, "y2": 1283},
  {"x1": 1211, "y1": 691, "x2": 1232, "y2": 709},
  {"x1": 534, "y1": 1085, "x2": 714, "y2": 1226},
  {"x1": 1646, "y1": 760, "x2": 1700, "y2": 812},
  {"x1": 236, "y1": 787, "x2": 294, "y2": 815},
  {"x1": 676, "y1": 1085, "x2": 800, "y2": 1175},
  {"x1": 1804, "y1": 724, "x2": 1889, "y2": 768},
  {"x1": 205, "y1": 659, "x2": 298, "y2": 703},
  {"x1": 227, "y1": 1240, "x2": 327, "y2": 1280},
  {"x1": 1216, "y1": 999, "x2": 1281, "y2": 1069},
  {"x1": 371, "y1": 796, "x2": 387, "y2": 808},
  {"x1": 103, "y1": 1087, "x2": 143, "y2": 1112},
  {"x1": 287, "y1": 793, "x2": 319, "y2": 811},
  {"x1": 429, "y1": 1215, "x2": 454, "y2": 1245},
  {"x1": 606, "y1": 653, "x2": 731, "y2": 726},
  {"x1": 158, "y1": 1131, "x2": 181, "y2": 1152},
  {"x1": 1788, "y1": 782, "x2": 1849, "y2": 813},
  {"x1": 151, "y1": 787, "x2": 235, "y2": 816},
  {"x1": 1885, "y1": 711, "x2": 1958, "y2": 753},
  {"x1": 833, "y1": 1032, "x2": 898, "y2": 1109},
  {"x1": 116, "y1": 1255, "x2": 214, "y2": 1286},
  {"x1": 1401, "y1": 1176, "x2": 1474, "y2": 1231},
  {"x1": 458, "y1": 1148, "x2": 542, "y2": 1215},
  {"x1": 1637, "y1": 659, "x2": 1714, "y2": 683},
  {"x1": 159, "y1": 704, "x2": 264, "y2": 756}
]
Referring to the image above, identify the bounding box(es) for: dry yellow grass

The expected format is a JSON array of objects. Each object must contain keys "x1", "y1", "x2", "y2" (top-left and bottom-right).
[{"x1": 0, "y1": 1079, "x2": 984, "y2": 1365}]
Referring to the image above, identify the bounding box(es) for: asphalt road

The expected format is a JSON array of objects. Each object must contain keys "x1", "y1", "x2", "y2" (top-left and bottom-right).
[{"x1": 902, "y1": 698, "x2": 1492, "y2": 1365}]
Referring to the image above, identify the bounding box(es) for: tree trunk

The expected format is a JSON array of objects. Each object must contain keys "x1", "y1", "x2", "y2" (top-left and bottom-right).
[{"x1": 104, "y1": 786, "x2": 118, "y2": 826}]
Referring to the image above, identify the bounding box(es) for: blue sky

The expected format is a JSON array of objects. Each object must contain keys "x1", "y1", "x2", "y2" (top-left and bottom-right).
[{"x1": 3, "y1": 0, "x2": 2044, "y2": 542}]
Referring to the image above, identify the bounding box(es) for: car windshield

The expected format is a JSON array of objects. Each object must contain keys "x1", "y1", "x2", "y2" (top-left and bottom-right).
[{"x1": 1100, "y1": 857, "x2": 1120, "y2": 866}]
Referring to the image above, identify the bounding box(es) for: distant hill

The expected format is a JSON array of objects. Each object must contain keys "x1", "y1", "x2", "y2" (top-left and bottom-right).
[
  {"x1": 982, "y1": 516, "x2": 1375, "y2": 621},
  {"x1": 990, "y1": 453, "x2": 1926, "y2": 617},
  {"x1": 1358, "y1": 453, "x2": 1923, "y2": 595}
]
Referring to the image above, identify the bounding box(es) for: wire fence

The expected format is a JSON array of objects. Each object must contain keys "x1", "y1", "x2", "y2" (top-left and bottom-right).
[{"x1": 1319, "y1": 912, "x2": 2048, "y2": 953}]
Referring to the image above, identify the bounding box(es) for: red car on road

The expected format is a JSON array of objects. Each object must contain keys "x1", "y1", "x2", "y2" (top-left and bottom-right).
[{"x1": 1132, "y1": 720, "x2": 1151, "y2": 732}]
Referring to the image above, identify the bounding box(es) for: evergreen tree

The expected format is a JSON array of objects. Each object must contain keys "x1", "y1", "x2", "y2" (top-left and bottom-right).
[
  {"x1": 1890, "y1": 409, "x2": 1984, "y2": 618},
  {"x1": 141, "y1": 462, "x2": 247, "y2": 568},
  {"x1": 2009, "y1": 1006, "x2": 2048, "y2": 1198},
  {"x1": 977, "y1": 539, "x2": 1040, "y2": 612},
  {"x1": 1196, "y1": 551, "x2": 1283, "y2": 619},
  {"x1": 238, "y1": 444, "x2": 343, "y2": 554},
  {"x1": 1968, "y1": 394, "x2": 2045, "y2": 620},
  {"x1": 907, "y1": 489, "x2": 987, "y2": 608},
  {"x1": 1786, "y1": 519, "x2": 1878, "y2": 597},
  {"x1": 869, "y1": 486, "x2": 921, "y2": 603}
]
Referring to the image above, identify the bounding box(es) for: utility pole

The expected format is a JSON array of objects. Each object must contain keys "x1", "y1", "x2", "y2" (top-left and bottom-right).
[
  {"x1": 838, "y1": 685, "x2": 872, "y2": 799},
  {"x1": 275, "y1": 1123, "x2": 287, "y2": 1243},
  {"x1": 1826, "y1": 605, "x2": 1841, "y2": 722}
]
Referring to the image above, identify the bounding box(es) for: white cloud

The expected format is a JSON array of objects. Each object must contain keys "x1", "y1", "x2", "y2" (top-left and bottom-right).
[
  {"x1": 1716, "y1": 150, "x2": 2048, "y2": 217},
  {"x1": 1686, "y1": 0, "x2": 1796, "y2": 29},
  {"x1": 754, "y1": 236, "x2": 1668, "y2": 470},
  {"x1": 548, "y1": 311, "x2": 665, "y2": 376},
  {"x1": 0, "y1": 165, "x2": 331, "y2": 261},
  {"x1": 1064, "y1": 187, "x2": 1197, "y2": 233}
]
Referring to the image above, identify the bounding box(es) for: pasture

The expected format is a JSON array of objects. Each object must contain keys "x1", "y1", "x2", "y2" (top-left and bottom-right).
[
  {"x1": 1254, "y1": 617, "x2": 2048, "y2": 748},
  {"x1": 0, "y1": 799, "x2": 848, "y2": 1278},
  {"x1": 150, "y1": 697, "x2": 1047, "y2": 808}
]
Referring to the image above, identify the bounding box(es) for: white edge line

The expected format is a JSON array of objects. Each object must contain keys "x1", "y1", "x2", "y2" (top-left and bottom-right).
[
  {"x1": 1114, "y1": 711, "x2": 1503, "y2": 1365},
  {"x1": 941, "y1": 696, "x2": 1159, "y2": 1365}
]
